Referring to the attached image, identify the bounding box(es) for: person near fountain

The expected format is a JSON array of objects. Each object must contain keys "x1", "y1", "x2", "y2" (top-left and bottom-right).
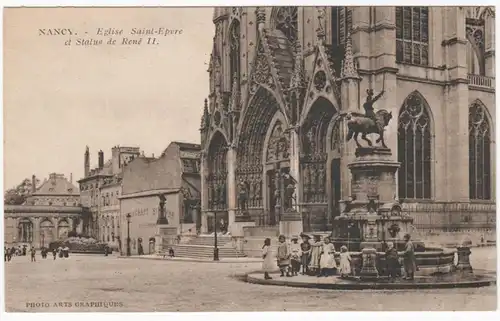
[
  {"x1": 276, "y1": 235, "x2": 291, "y2": 277},
  {"x1": 400, "y1": 234, "x2": 417, "y2": 280},
  {"x1": 52, "y1": 248, "x2": 57, "y2": 260},
  {"x1": 289, "y1": 236, "x2": 301, "y2": 276},
  {"x1": 318, "y1": 236, "x2": 337, "y2": 277},
  {"x1": 385, "y1": 242, "x2": 400, "y2": 281},
  {"x1": 309, "y1": 235, "x2": 322, "y2": 276},
  {"x1": 30, "y1": 246, "x2": 36, "y2": 262},
  {"x1": 300, "y1": 234, "x2": 311, "y2": 275},
  {"x1": 339, "y1": 245, "x2": 352, "y2": 278},
  {"x1": 261, "y1": 238, "x2": 274, "y2": 280}
]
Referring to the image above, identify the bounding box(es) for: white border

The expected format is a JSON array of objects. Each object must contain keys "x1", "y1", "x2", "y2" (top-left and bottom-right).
[{"x1": 1, "y1": 1, "x2": 499, "y2": 321}]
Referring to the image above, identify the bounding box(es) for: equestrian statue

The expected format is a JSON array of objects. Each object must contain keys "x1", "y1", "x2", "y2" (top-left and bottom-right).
[{"x1": 341, "y1": 83, "x2": 392, "y2": 148}]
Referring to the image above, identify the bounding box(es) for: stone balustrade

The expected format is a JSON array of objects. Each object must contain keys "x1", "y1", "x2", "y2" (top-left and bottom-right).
[{"x1": 468, "y1": 74, "x2": 495, "y2": 89}]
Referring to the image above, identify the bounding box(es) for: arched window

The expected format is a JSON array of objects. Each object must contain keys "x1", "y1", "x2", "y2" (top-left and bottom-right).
[
  {"x1": 469, "y1": 101, "x2": 491, "y2": 200},
  {"x1": 229, "y1": 20, "x2": 240, "y2": 88},
  {"x1": 465, "y1": 12, "x2": 486, "y2": 75},
  {"x1": 273, "y1": 7, "x2": 298, "y2": 43},
  {"x1": 398, "y1": 92, "x2": 432, "y2": 199},
  {"x1": 331, "y1": 7, "x2": 352, "y2": 47},
  {"x1": 396, "y1": 7, "x2": 429, "y2": 65}
]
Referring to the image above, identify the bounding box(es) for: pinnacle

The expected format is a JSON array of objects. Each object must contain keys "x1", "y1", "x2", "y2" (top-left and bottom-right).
[{"x1": 341, "y1": 31, "x2": 360, "y2": 80}]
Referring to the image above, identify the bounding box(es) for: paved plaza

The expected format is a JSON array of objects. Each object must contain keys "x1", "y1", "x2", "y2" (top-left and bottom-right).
[{"x1": 4, "y1": 247, "x2": 497, "y2": 312}]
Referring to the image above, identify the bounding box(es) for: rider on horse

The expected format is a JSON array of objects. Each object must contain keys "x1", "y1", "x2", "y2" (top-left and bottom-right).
[{"x1": 363, "y1": 88, "x2": 385, "y2": 122}]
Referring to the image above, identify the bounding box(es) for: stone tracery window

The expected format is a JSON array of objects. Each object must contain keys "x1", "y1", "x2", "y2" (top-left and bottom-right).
[
  {"x1": 469, "y1": 101, "x2": 491, "y2": 200},
  {"x1": 398, "y1": 92, "x2": 432, "y2": 200},
  {"x1": 229, "y1": 20, "x2": 241, "y2": 88},
  {"x1": 465, "y1": 12, "x2": 486, "y2": 75},
  {"x1": 396, "y1": 7, "x2": 429, "y2": 65},
  {"x1": 273, "y1": 6, "x2": 298, "y2": 43}
]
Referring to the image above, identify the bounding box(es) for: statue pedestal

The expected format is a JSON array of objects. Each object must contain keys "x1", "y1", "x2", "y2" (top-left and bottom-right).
[
  {"x1": 332, "y1": 147, "x2": 418, "y2": 252},
  {"x1": 230, "y1": 211, "x2": 255, "y2": 237},
  {"x1": 456, "y1": 246, "x2": 473, "y2": 273},
  {"x1": 359, "y1": 247, "x2": 379, "y2": 281},
  {"x1": 156, "y1": 225, "x2": 177, "y2": 252},
  {"x1": 279, "y1": 210, "x2": 303, "y2": 238}
]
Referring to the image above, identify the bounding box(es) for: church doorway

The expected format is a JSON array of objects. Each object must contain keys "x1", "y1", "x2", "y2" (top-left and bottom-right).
[{"x1": 265, "y1": 165, "x2": 290, "y2": 225}]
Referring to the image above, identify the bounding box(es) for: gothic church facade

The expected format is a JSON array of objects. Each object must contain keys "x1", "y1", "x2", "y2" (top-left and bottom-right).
[{"x1": 199, "y1": 7, "x2": 496, "y2": 235}]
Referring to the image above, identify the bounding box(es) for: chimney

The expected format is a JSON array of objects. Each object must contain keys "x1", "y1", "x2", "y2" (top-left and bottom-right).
[
  {"x1": 31, "y1": 175, "x2": 36, "y2": 193},
  {"x1": 98, "y1": 150, "x2": 104, "y2": 169},
  {"x1": 84, "y1": 146, "x2": 90, "y2": 177}
]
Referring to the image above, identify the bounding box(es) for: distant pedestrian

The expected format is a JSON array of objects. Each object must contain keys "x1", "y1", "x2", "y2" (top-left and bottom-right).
[
  {"x1": 261, "y1": 238, "x2": 273, "y2": 280},
  {"x1": 339, "y1": 245, "x2": 352, "y2": 278},
  {"x1": 289, "y1": 236, "x2": 301, "y2": 276},
  {"x1": 4, "y1": 247, "x2": 8, "y2": 262},
  {"x1": 385, "y1": 242, "x2": 400, "y2": 281},
  {"x1": 30, "y1": 247, "x2": 36, "y2": 262},
  {"x1": 400, "y1": 234, "x2": 417, "y2": 280},
  {"x1": 52, "y1": 248, "x2": 57, "y2": 260}
]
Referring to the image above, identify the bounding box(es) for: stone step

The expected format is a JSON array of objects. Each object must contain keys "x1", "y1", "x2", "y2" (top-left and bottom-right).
[{"x1": 168, "y1": 244, "x2": 245, "y2": 259}]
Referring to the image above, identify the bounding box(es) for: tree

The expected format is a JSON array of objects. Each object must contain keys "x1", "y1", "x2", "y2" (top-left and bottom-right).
[{"x1": 4, "y1": 177, "x2": 40, "y2": 205}]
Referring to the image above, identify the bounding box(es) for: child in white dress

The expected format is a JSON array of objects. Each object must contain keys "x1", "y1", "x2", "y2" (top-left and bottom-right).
[{"x1": 339, "y1": 245, "x2": 352, "y2": 278}]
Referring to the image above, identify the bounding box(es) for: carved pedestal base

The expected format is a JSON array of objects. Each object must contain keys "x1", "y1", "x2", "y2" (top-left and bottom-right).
[
  {"x1": 456, "y1": 247, "x2": 473, "y2": 273},
  {"x1": 279, "y1": 211, "x2": 303, "y2": 238},
  {"x1": 359, "y1": 247, "x2": 379, "y2": 281},
  {"x1": 156, "y1": 225, "x2": 178, "y2": 250},
  {"x1": 154, "y1": 234, "x2": 163, "y2": 254}
]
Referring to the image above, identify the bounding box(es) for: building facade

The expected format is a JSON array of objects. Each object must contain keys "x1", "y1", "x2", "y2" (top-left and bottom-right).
[
  {"x1": 199, "y1": 7, "x2": 495, "y2": 235},
  {"x1": 77, "y1": 145, "x2": 140, "y2": 240},
  {"x1": 4, "y1": 173, "x2": 84, "y2": 248},
  {"x1": 119, "y1": 142, "x2": 201, "y2": 255}
]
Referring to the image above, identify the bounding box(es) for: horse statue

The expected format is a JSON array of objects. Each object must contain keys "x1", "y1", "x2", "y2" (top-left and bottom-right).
[{"x1": 344, "y1": 109, "x2": 393, "y2": 148}]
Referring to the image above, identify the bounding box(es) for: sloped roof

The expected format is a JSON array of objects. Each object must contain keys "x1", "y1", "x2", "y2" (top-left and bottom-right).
[
  {"x1": 264, "y1": 29, "x2": 295, "y2": 89},
  {"x1": 34, "y1": 173, "x2": 80, "y2": 195}
]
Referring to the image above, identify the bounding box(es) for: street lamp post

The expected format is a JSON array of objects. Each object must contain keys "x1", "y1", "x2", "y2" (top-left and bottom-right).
[
  {"x1": 126, "y1": 213, "x2": 131, "y2": 256},
  {"x1": 41, "y1": 232, "x2": 45, "y2": 249},
  {"x1": 213, "y1": 211, "x2": 219, "y2": 261}
]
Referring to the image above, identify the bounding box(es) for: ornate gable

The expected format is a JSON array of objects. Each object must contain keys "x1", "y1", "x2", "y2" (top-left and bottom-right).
[
  {"x1": 299, "y1": 43, "x2": 341, "y2": 124},
  {"x1": 247, "y1": 30, "x2": 290, "y2": 123}
]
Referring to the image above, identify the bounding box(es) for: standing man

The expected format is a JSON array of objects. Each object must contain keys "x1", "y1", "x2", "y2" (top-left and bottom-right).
[{"x1": 30, "y1": 246, "x2": 36, "y2": 262}]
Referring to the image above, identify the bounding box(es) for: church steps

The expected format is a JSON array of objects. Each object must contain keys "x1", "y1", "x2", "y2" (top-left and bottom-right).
[{"x1": 167, "y1": 244, "x2": 245, "y2": 259}]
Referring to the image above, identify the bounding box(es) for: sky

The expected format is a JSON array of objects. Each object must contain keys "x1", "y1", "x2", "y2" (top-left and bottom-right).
[{"x1": 3, "y1": 7, "x2": 214, "y2": 189}]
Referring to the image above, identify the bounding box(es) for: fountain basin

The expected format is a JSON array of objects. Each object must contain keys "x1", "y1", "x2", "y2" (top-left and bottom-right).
[
  {"x1": 328, "y1": 247, "x2": 456, "y2": 276},
  {"x1": 245, "y1": 269, "x2": 496, "y2": 290}
]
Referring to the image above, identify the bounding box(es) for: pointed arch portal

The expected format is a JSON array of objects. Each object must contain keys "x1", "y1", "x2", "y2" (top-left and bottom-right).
[{"x1": 207, "y1": 131, "x2": 228, "y2": 211}]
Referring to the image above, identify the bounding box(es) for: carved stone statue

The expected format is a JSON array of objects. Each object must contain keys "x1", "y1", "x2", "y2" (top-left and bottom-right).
[
  {"x1": 282, "y1": 172, "x2": 296, "y2": 210},
  {"x1": 238, "y1": 179, "x2": 249, "y2": 211},
  {"x1": 157, "y1": 194, "x2": 168, "y2": 224},
  {"x1": 363, "y1": 89, "x2": 384, "y2": 121}
]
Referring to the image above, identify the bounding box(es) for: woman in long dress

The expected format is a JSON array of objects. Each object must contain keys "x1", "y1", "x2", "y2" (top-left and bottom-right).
[
  {"x1": 261, "y1": 238, "x2": 274, "y2": 279},
  {"x1": 319, "y1": 237, "x2": 337, "y2": 277}
]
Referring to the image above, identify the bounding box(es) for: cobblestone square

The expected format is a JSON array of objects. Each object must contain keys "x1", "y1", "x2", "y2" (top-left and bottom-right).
[{"x1": 4, "y1": 247, "x2": 497, "y2": 312}]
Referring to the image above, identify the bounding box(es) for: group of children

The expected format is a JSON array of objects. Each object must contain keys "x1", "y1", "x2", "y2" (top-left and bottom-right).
[
  {"x1": 261, "y1": 233, "x2": 418, "y2": 282},
  {"x1": 261, "y1": 233, "x2": 353, "y2": 280}
]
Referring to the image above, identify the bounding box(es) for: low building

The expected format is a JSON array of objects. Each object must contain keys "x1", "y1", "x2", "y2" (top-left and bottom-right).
[
  {"x1": 4, "y1": 173, "x2": 84, "y2": 248},
  {"x1": 119, "y1": 142, "x2": 201, "y2": 255}
]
